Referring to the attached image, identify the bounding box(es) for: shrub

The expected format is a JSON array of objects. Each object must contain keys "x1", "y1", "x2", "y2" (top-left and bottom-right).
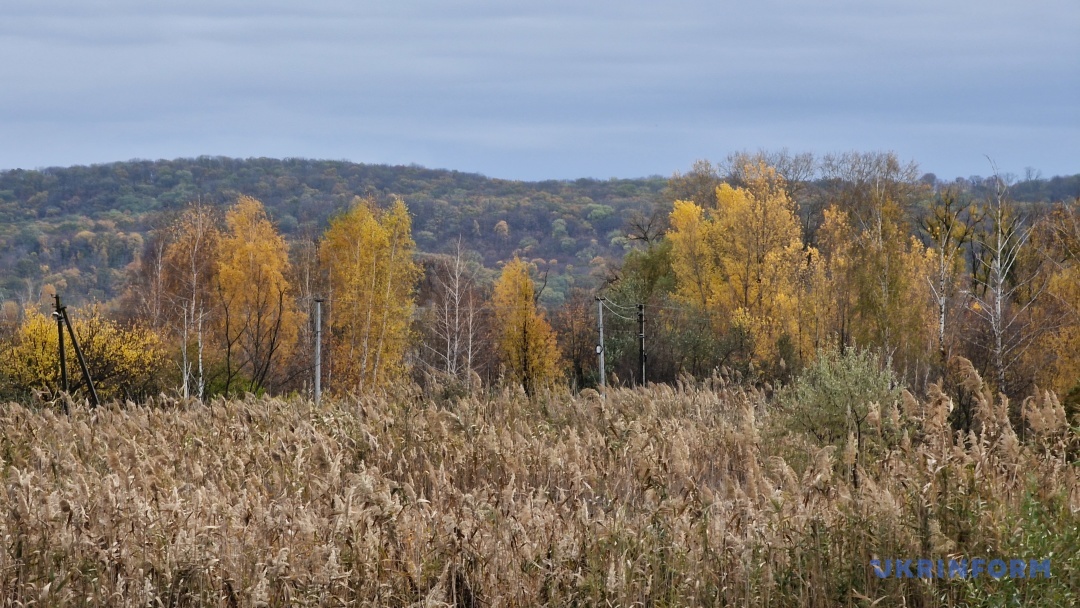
[
  {"x1": 781, "y1": 347, "x2": 901, "y2": 481},
  {"x1": 0, "y1": 305, "x2": 166, "y2": 402}
]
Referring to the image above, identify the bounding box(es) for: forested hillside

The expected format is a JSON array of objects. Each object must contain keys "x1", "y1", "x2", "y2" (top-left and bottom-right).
[{"x1": 0, "y1": 157, "x2": 667, "y2": 307}]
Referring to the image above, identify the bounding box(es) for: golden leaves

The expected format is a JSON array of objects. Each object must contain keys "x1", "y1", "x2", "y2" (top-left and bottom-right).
[
  {"x1": 667, "y1": 161, "x2": 807, "y2": 365},
  {"x1": 1, "y1": 306, "x2": 165, "y2": 401},
  {"x1": 492, "y1": 257, "x2": 562, "y2": 396},
  {"x1": 320, "y1": 197, "x2": 421, "y2": 392},
  {"x1": 216, "y1": 195, "x2": 299, "y2": 393}
]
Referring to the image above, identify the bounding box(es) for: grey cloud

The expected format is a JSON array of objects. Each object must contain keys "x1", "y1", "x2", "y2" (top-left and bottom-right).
[{"x1": 1, "y1": 0, "x2": 1076, "y2": 179}]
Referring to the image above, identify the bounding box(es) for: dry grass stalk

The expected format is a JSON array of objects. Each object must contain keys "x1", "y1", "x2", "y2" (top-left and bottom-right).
[{"x1": 0, "y1": 377, "x2": 1075, "y2": 606}]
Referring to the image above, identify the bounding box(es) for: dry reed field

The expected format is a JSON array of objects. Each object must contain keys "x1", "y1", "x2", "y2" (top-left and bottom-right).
[{"x1": 1, "y1": 372, "x2": 1077, "y2": 606}]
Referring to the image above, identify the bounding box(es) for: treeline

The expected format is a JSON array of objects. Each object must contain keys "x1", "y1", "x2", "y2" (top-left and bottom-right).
[
  {"x1": 0, "y1": 192, "x2": 563, "y2": 403},
  {"x1": 1, "y1": 152, "x2": 1079, "y2": 423},
  {"x1": 595, "y1": 151, "x2": 1080, "y2": 427},
  {"x1": 2, "y1": 155, "x2": 1076, "y2": 310}
]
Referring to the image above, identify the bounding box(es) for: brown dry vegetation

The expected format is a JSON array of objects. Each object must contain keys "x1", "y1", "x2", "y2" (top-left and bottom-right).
[{"x1": 1, "y1": 371, "x2": 1077, "y2": 606}]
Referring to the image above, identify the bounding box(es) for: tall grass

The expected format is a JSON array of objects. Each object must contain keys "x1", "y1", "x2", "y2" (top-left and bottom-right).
[{"x1": 1, "y1": 372, "x2": 1076, "y2": 606}]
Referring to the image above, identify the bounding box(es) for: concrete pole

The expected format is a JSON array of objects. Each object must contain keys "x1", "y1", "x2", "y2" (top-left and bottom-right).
[
  {"x1": 597, "y1": 297, "x2": 605, "y2": 390},
  {"x1": 638, "y1": 303, "x2": 645, "y2": 386},
  {"x1": 314, "y1": 298, "x2": 323, "y2": 406}
]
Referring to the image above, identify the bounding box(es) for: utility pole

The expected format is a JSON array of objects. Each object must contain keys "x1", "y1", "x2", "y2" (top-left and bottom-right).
[
  {"x1": 53, "y1": 294, "x2": 100, "y2": 409},
  {"x1": 596, "y1": 297, "x2": 605, "y2": 390},
  {"x1": 638, "y1": 303, "x2": 646, "y2": 386},
  {"x1": 314, "y1": 297, "x2": 323, "y2": 406}
]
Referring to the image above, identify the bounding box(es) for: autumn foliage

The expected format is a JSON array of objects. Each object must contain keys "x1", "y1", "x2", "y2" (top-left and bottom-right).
[
  {"x1": 669, "y1": 162, "x2": 808, "y2": 365},
  {"x1": 0, "y1": 305, "x2": 165, "y2": 402},
  {"x1": 492, "y1": 256, "x2": 562, "y2": 395},
  {"x1": 321, "y1": 197, "x2": 421, "y2": 393},
  {"x1": 216, "y1": 195, "x2": 299, "y2": 394},
  {"x1": 1, "y1": 155, "x2": 1078, "y2": 407}
]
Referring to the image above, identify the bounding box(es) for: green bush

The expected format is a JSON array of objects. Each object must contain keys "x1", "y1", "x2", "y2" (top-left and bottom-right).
[{"x1": 781, "y1": 347, "x2": 901, "y2": 480}]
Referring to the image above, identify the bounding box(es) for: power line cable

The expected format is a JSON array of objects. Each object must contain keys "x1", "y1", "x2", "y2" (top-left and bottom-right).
[
  {"x1": 602, "y1": 301, "x2": 636, "y2": 322},
  {"x1": 602, "y1": 298, "x2": 637, "y2": 311}
]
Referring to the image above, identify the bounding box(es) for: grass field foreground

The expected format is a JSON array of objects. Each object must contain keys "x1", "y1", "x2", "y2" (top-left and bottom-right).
[{"x1": 1, "y1": 375, "x2": 1077, "y2": 606}]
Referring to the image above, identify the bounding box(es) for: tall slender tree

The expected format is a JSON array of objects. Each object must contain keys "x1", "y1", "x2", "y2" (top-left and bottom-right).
[
  {"x1": 1029, "y1": 198, "x2": 1080, "y2": 399},
  {"x1": 421, "y1": 239, "x2": 484, "y2": 386},
  {"x1": 820, "y1": 152, "x2": 935, "y2": 385},
  {"x1": 921, "y1": 187, "x2": 976, "y2": 364},
  {"x1": 321, "y1": 197, "x2": 421, "y2": 393},
  {"x1": 967, "y1": 172, "x2": 1044, "y2": 392},
  {"x1": 161, "y1": 203, "x2": 220, "y2": 400}
]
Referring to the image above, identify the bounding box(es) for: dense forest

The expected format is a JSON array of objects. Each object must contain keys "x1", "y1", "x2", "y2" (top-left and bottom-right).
[
  {"x1": 1, "y1": 152, "x2": 1080, "y2": 412},
  {"x1": 1, "y1": 155, "x2": 1078, "y2": 309}
]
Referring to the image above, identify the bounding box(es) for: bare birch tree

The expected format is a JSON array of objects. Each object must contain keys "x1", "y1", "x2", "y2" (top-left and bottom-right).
[
  {"x1": 966, "y1": 168, "x2": 1045, "y2": 391},
  {"x1": 162, "y1": 204, "x2": 220, "y2": 400},
  {"x1": 421, "y1": 240, "x2": 484, "y2": 387}
]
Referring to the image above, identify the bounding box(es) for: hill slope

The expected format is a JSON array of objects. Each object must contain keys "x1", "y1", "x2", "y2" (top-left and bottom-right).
[{"x1": 0, "y1": 157, "x2": 667, "y2": 307}]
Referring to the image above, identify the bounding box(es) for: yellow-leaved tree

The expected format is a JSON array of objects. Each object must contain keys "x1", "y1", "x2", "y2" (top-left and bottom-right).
[
  {"x1": 816, "y1": 206, "x2": 858, "y2": 349},
  {"x1": 668, "y1": 161, "x2": 807, "y2": 368},
  {"x1": 492, "y1": 257, "x2": 562, "y2": 396},
  {"x1": 1025, "y1": 199, "x2": 1080, "y2": 408},
  {"x1": 215, "y1": 195, "x2": 299, "y2": 395},
  {"x1": 668, "y1": 199, "x2": 719, "y2": 310},
  {"x1": 0, "y1": 306, "x2": 166, "y2": 402},
  {"x1": 321, "y1": 197, "x2": 421, "y2": 392},
  {"x1": 816, "y1": 202, "x2": 935, "y2": 382}
]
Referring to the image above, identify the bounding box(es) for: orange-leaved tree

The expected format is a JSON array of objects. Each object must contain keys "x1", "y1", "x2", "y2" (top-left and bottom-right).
[{"x1": 215, "y1": 195, "x2": 300, "y2": 395}]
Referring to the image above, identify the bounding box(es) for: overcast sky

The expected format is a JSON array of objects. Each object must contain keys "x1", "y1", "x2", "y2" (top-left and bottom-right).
[{"x1": 1, "y1": 0, "x2": 1077, "y2": 181}]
